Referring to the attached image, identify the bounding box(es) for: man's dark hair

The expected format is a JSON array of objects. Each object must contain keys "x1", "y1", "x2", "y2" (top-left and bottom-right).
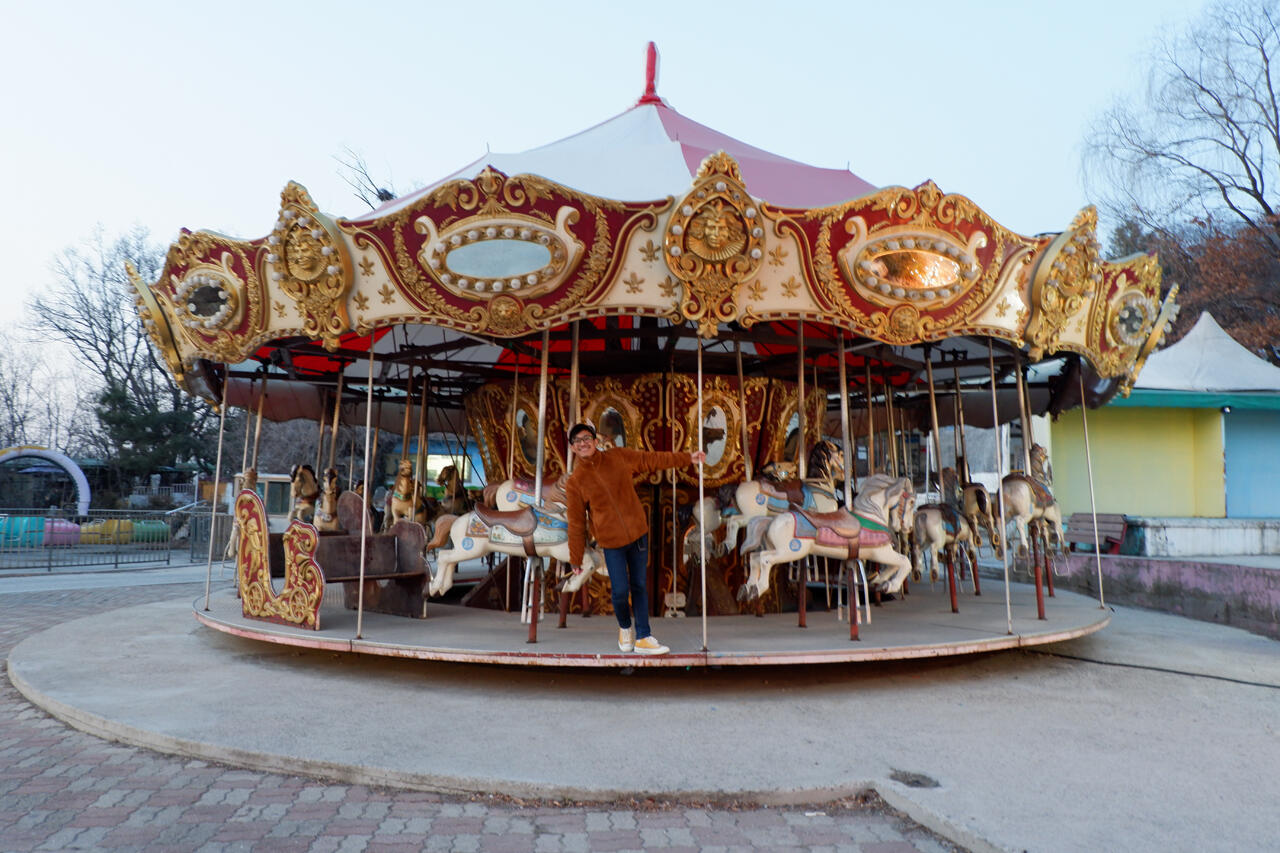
[{"x1": 568, "y1": 423, "x2": 596, "y2": 443}]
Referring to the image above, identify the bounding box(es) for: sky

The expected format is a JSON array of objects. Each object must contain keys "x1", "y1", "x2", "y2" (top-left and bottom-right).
[{"x1": 1, "y1": 0, "x2": 1211, "y2": 333}]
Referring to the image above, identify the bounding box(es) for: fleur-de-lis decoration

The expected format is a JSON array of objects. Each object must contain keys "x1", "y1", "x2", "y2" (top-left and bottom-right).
[
  {"x1": 780, "y1": 276, "x2": 800, "y2": 299},
  {"x1": 639, "y1": 239, "x2": 662, "y2": 263},
  {"x1": 273, "y1": 300, "x2": 287, "y2": 318},
  {"x1": 353, "y1": 292, "x2": 370, "y2": 311},
  {"x1": 996, "y1": 297, "x2": 1011, "y2": 318},
  {"x1": 658, "y1": 276, "x2": 678, "y2": 297},
  {"x1": 359, "y1": 256, "x2": 376, "y2": 277},
  {"x1": 768, "y1": 246, "x2": 788, "y2": 267},
  {"x1": 379, "y1": 283, "x2": 396, "y2": 304},
  {"x1": 623, "y1": 272, "x2": 645, "y2": 293},
  {"x1": 747, "y1": 280, "x2": 766, "y2": 300}
]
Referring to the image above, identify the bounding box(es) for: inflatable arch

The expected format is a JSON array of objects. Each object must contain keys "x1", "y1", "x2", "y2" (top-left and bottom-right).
[{"x1": 0, "y1": 446, "x2": 91, "y2": 516}]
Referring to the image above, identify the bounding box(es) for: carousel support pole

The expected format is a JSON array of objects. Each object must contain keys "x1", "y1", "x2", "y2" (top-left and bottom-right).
[
  {"x1": 203, "y1": 382, "x2": 229, "y2": 611},
  {"x1": 953, "y1": 362, "x2": 979, "y2": 596},
  {"x1": 328, "y1": 367, "x2": 345, "y2": 473},
  {"x1": 1013, "y1": 352, "x2": 1046, "y2": 618},
  {"x1": 314, "y1": 392, "x2": 326, "y2": 475},
  {"x1": 696, "y1": 335, "x2": 708, "y2": 651},
  {"x1": 250, "y1": 373, "x2": 268, "y2": 471},
  {"x1": 1078, "y1": 364, "x2": 1107, "y2": 609},
  {"x1": 884, "y1": 380, "x2": 899, "y2": 478},
  {"x1": 735, "y1": 341, "x2": 752, "y2": 481},
  {"x1": 864, "y1": 361, "x2": 876, "y2": 475},
  {"x1": 559, "y1": 322, "x2": 582, "y2": 627},
  {"x1": 988, "y1": 341, "x2": 1014, "y2": 634},
  {"x1": 526, "y1": 330, "x2": 552, "y2": 640},
  {"x1": 413, "y1": 377, "x2": 429, "y2": 519},
  {"x1": 837, "y1": 334, "x2": 860, "y2": 638},
  {"x1": 795, "y1": 323, "x2": 806, "y2": 479},
  {"x1": 356, "y1": 344, "x2": 376, "y2": 639},
  {"x1": 399, "y1": 368, "x2": 414, "y2": 465},
  {"x1": 507, "y1": 360, "x2": 520, "y2": 479},
  {"x1": 924, "y1": 350, "x2": 956, "y2": 614},
  {"x1": 239, "y1": 377, "x2": 254, "y2": 477}
]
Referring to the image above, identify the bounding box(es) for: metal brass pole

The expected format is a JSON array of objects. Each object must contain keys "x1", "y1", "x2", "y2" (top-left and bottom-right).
[
  {"x1": 837, "y1": 334, "x2": 859, "y2": 639},
  {"x1": 328, "y1": 367, "x2": 345, "y2": 472},
  {"x1": 697, "y1": 335, "x2": 708, "y2": 652},
  {"x1": 989, "y1": 341, "x2": 1013, "y2": 634},
  {"x1": 526, "y1": 330, "x2": 551, "y2": 640},
  {"x1": 356, "y1": 344, "x2": 376, "y2": 639},
  {"x1": 1013, "y1": 350, "x2": 1034, "y2": 474},
  {"x1": 884, "y1": 380, "x2": 899, "y2": 477},
  {"x1": 796, "y1": 322, "x2": 806, "y2": 479},
  {"x1": 413, "y1": 377, "x2": 428, "y2": 519},
  {"x1": 735, "y1": 341, "x2": 752, "y2": 480},
  {"x1": 924, "y1": 350, "x2": 956, "y2": 613},
  {"x1": 507, "y1": 360, "x2": 520, "y2": 480},
  {"x1": 1079, "y1": 364, "x2": 1106, "y2": 609},
  {"x1": 203, "y1": 383, "x2": 229, "y2": 611},
  {"x1": 314, "y1": 392, "x2": 326, "y2": 474},
  {"x1": 239, "y1": 377, "x2": 253, "y2": 477},
  {"x1": 250, "y1": 374, "x2": 267, "y2": 471},
  {"x1": 399, "y1": 368, "x2": 414, "y2": 465},
  {"x1": 567, "y1": 321, "x2": 581, "y2": 472},
  {"x1": 864, "y1": 360, "x2": 875, "y2": 476},
  {"x1": 954, "y1": 363, "x2": 970, "y2": 481}
]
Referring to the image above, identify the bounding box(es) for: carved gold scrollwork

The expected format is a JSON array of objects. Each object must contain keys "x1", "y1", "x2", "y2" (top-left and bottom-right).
[
  {"x1": 126, "y1": 261, "x2": 187, "y2": 390},
  {"x1": 1119, "y1": 282, "x2": 1180, "y2": 394},
  {"x1": 665, "y1": 153, "x2": 764, "y2": 336},
  {"x1": 1025, "y1": 207, "x2": 1102, "y2": 360},
  {"x1": 265, "y1": 182, "x2": 353, "y2": 351},
  {"x1": 234, "y1": 490, "x2": 325, "y2": 629}
]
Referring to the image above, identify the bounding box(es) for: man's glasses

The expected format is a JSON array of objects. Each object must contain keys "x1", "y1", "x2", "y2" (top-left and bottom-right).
[{"x1": 570, "y1": 435, "x2": 596, "y2": 447}]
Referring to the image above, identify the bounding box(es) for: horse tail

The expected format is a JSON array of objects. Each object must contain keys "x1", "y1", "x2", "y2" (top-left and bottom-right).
[
  {"x1": 974, "y1": 487, "x2": 989, "y2": 516},
  {"x1": 424, "y1": 514, "x2": 457, "y2": 550}
]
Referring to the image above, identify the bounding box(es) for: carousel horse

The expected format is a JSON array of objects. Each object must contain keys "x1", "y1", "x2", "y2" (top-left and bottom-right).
[
  {"x1": 1000, "y1": 445, "x2": 1063, "y2": 556},
  {"x1": 912, "y1": 503, "x2": 978, "y2": 585},
  {"x1": 313, "y1": 467, "x2": 345, "y2": 533},
  {"x1": 436, "y1": 464, "x2": 471, "y2": 516},
  {"x1": 738, "y1": 473, "x2": 915, "y2": 602},
  {"x1": 286, "y1": 464, "x2": 321, "y2": 524},
  {"x1": 385, "y1": 458, "x2": 434, "y2": 530},
  {"x1": 718, "y1": 439, "x2": 845, "y2": 553},
  {"x1": 481, "y1": 475, "x2": 570, "y2": 517},
  {"x1": 941, "y1": 466, "x2": 1002, "y2": 556},
  {"x1": 424, "y1": 504, "x2": 601, "y2": 597}
]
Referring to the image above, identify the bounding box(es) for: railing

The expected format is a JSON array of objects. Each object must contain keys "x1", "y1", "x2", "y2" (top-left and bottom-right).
[
  {"x1": 0, "y1": 507, "x2": 184, "y2": 571},
  {"x1": 187, "y1": 509, "x2": 236, "y2": 564}
]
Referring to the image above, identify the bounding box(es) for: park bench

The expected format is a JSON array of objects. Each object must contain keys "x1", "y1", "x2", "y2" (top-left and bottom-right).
[{"x1": 1064, "y1": 512, "x2": 1128, "y2": 554}]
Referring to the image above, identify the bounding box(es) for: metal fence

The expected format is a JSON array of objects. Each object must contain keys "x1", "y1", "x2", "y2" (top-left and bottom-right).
[
  {"x1": 0, "y1": 506, "x2": 200, "y2": 572},
  {"x1": 186, "y1": 510, "x2": 236, "y2": 564}
]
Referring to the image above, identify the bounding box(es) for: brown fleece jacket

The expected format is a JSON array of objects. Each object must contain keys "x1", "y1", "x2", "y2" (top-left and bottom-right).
[{"x1": 566, "y1": 447, "x2": 693, "y2": 565}]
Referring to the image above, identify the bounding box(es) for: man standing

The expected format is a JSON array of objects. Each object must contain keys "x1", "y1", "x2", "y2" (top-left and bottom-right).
[{"x1": 565, "y1": 422, "x2": 705, "y2": 655}]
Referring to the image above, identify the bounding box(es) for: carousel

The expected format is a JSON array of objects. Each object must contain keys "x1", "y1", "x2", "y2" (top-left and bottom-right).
[{"x1": 129, "y1": 46, "x2": 1176, "y2": 667}]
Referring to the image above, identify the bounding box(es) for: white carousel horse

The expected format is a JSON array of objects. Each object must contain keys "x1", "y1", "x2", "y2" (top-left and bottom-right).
[
  {"x1": 912, "y1": 503, "x2": 978, "y2": 586},
  {"x1": 738, "y1": 473, "x2": 915, "y2": 601},
  {"x1": 941, "y1": 466, "x2": 1002, "y2": 556},
  {"x1": 1000, "y1": 443, "x2": 1062, "y2": 555},
  {"x1": 423, "y1": 503, "x2": 600, "y2": 597},
  {"x1": 718, "y1": 440, "x2": 845, "y2": 553},
  {"x1": 481, "y1": 475, "x2": 569, "y2": 517},
  {"x1": 435, "y1": 464, "x2": 471, "y2": 516},
  {"x1": 287, "y1": 464, "x2": 321, "y2": 524}
]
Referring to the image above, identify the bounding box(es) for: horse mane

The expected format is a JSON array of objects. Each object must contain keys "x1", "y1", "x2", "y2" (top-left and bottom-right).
[
  {"x1": 852, "y1": 473, "x2": 906, "y2": 525},
  {"x1": 805, "y1": 439, "x2": 841, "y2": 482}
]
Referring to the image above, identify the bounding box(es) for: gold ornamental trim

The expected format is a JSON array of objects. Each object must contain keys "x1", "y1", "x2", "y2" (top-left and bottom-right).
[
  {"x1": 665, "y1": 153, "x2": 765, "y2": 336},
  {"x1": 1025, "y1": 207, "x2": 1101, "y2": 360},
  {"x1": 265, "y1": 182, "x2": 354, "y2": 351},
  {"x1": 126, "y1": 261, "x2": 186, "y2": 389},
  {"x1": 1119, "y1": 282, "x2": 1180, "y2": 394},
  {"x1": 235, "y1": 490, "x2": 325, "y2": 629}
]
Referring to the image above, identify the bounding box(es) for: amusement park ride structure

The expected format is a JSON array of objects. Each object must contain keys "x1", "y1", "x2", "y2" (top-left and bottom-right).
[{"x1": 129, "y1": 46, "x2": 1177, "y2": 665}]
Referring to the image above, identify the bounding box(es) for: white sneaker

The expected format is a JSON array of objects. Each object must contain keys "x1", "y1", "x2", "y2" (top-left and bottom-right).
[
  {"x1": 633, "y1": 635, "x2": 669, "y2": 655},
  {"x1": 618, "y1": 626, "x2": 635, "y2": 652}
]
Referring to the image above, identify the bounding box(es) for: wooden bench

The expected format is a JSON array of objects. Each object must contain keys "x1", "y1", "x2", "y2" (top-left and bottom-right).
[{"x1": 1065, "y1": 513, "x2": 1128, "y2": 554}]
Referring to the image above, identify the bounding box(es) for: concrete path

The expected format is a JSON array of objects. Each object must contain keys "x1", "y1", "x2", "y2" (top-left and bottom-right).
[
  {"x1": 5, "y1": 562, "x2": 1280, "y2": 852},
  {"x1": 0, "y1": 574, "x2": 960, "y2": 853}
]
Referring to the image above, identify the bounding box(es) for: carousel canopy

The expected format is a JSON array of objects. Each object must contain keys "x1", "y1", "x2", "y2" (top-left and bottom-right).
[{"x1": 128, "y1": 44, "x2": 1175, "y2": 439}]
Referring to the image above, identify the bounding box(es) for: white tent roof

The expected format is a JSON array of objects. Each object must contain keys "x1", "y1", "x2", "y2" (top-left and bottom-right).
[{"x1": 1136, "y1": 313, "x2": 1280, "y2": 392}]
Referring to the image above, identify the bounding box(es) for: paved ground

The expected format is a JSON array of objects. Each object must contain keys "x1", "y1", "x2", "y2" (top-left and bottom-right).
[{"x1": 0, "y1": 570, "x2": 961, "y2": 853}]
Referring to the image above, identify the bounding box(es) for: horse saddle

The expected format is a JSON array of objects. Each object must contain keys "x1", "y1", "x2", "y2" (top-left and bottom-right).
[
  {"x1": 921, "y1": 503, "x2": 962, "y2": 535},
  {"x1": 758, "y1": 478, "x2": 806, "y2": 507},
  {"x1": 796, "y1": 508, "x2": 862, "y2": 540},
  {"x1": 471, "y1": 505, "x2": 554, "y2": 556},
  {"x1": 1009, "y1": 473, "x2": 1055, "y2": 508}
]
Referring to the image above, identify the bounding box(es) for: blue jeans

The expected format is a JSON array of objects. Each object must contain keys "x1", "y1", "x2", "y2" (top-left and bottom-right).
[{"x1": 603, "y1": 534, "x2": 651, "y2": 639}]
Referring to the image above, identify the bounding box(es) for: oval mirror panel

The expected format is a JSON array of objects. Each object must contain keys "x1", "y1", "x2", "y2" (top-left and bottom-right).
[{"x1": 446, "y1": 240, "x2": 552, "y2": 278}]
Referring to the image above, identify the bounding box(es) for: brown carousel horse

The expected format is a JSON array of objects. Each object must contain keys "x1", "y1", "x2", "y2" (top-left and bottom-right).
[
  {"x1": 286, "y1": 464, "x2": 321, "y2": 524},
  {"x1": 384, "y1": 458, "x2": 435, "y2": 530},
  {"x1": 314, "y1": 467, "x2": 345, "y2": 533},
  {"x1": 912, "y1": 503, "x2": 979, "y2": 587},
  {"x1": 941, "y1": 465, "x2": 1002, "y2": 556},
  {"x1": 435, "y1": 463, "x2": 471, "y2": 516}
]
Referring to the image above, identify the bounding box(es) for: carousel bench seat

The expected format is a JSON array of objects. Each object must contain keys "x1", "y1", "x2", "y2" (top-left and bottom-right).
[{"x1": 1065, "y1": 513, "x2": 1128, "y2": 554}]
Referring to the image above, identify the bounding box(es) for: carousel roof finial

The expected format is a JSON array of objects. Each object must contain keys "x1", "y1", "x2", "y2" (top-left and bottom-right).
[{"x1": 636, "y1": 41, "x2": 663, "y2": 106}]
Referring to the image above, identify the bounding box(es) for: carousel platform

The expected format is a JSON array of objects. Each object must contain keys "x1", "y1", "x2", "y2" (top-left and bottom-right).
[{"x1": 193, "y1": 578, "x2": 1109, "y2": 667}]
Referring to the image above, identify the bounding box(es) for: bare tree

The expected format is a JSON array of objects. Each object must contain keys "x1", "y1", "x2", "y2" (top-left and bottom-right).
[
  {"x1": 1085, "y1": 1, "x2": 1280, "y2": 255},
  {"x1": 334, "y1": 147, "x2": 399, "y2": 211}
]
